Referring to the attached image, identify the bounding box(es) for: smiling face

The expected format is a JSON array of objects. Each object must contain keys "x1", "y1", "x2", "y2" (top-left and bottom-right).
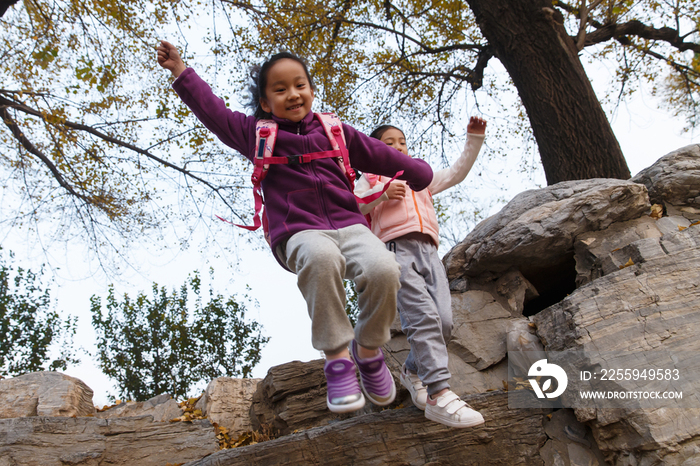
[
  {"x1": 379, "y1": 127, "x2": 408, "y2": 156},
  {"x1": 259, "y1": 58, "x2": 315, "y2": 122}
]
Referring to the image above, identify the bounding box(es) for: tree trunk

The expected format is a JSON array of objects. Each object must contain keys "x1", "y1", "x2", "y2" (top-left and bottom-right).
[
  {"x1": 466, "y1": 0, "x2": 631, "y2": 184},
  {"x1": 0, "y1": 0, "x2": 19, "y2": 18}
]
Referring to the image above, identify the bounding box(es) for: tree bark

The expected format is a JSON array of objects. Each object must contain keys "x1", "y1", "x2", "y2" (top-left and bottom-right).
[{"x1": 466, "y1": 0, "x2": 631, "y2": 184}]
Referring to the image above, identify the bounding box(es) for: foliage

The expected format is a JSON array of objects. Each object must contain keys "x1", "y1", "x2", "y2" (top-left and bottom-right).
[
  {"x1": 0, "y1": 0, "x2": 253, "y2": 270},
  {"x1": 344, "y1": 279, "x2": 360, "y2": 326},
  {"x1": 0, "y1": 248, "x2": 78, "y2": 376},
  {"x1": 222, "y1": 0, "x2": 699, "y2": 138},
  {"x1": 1, "y1": 0, "x2": 698, "y2": 263},
  {"x1": 90, "y1": 269, "x2": 269, "y2": 401}
]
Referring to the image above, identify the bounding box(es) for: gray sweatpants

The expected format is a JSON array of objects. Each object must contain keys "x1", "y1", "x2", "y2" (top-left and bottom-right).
[
  {"x1": 281, "y1": 224, "x2": 401, "y2": 354},
  {"x1": 390, "y1": 233, "x2": 452, "y2": 396}
]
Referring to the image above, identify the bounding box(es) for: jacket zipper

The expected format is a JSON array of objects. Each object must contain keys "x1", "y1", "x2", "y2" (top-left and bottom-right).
[
  {"x1": 302, "y1": 121, "x2": 334, "y2": 229},
  {"x1": 411, "y1": 190, "x2": 423, "y2": 232}
]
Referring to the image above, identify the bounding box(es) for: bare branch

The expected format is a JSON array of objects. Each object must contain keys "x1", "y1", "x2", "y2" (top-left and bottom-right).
[
  {"x1": 0, "y1": 94, "x2": 248, "y2": 223},
  {"x1": 0, "y1": 105, "x2": 93, "y2": 206},
  {"x1": 584, "y1": 19, "x2": 700, "y2": 53}
]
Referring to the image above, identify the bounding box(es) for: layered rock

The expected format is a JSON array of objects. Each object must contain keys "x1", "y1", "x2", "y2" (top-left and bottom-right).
[
  {"x1": 2, "y1": 144, "x2": 699, "y2": 465},
  {"x1": 0, "y1": 416, "x2": 218, "y2": 466},
  {"x1": 196, "y1": 376, "x2": 261, "y2": 435},
  {"x1": 0, "y1": 372, "x2": 95, "y2": 418},
  {"x1": 189, "y1": 391, "x2": 549, "y2": 466},
  {"x1": 95, "y1": 393, "x2": 182, "y2": 422},
  {"x1": 533, "y1": 225, "x2": 700, "y2": 464},
  {"x1": 631, "y1": 144, "x2": 700, "y2": 220}
]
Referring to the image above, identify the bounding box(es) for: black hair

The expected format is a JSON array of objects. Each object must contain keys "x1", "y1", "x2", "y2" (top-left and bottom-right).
[
  {"x1": 369, "y1": 124, "x2": 405, "y2": 141},
  {"x1": 248, "y1": 51, "x2": 316, "y2": 119}
]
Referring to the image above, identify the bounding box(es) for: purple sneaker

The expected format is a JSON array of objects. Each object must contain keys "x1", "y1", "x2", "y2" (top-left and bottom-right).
[
  {"x1": 323, "y1": 358, "x2": 366, "y2": 413},
  {"x1": 350, "y1": 340, "x2": 396, "y2": 406}
]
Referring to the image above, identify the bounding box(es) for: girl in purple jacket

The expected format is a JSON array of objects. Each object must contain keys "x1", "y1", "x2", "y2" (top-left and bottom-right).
[{"x1": 157, "y1": 41, "x2": 433, "y2": 413}]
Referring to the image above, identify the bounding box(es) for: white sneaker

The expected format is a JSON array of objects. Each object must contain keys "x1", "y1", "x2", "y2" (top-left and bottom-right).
[
  {"x1": 399, "y1": 364, "x2": 427, "y2": 410},
  {"x1": 425, "y1": 390, "x2": 485, "y2": 428}
]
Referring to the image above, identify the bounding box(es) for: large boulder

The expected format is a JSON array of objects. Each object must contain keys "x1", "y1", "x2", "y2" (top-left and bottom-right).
[
  {"x1": 444, "y1": 179, "x2": 650, "y2": 280},
  {"x1": 632, "y1": 144, "x2": 700, "y2": 220},
  {"x1": 95, "y1": 393, "x2": 183, "y2": 422},
  {"x1": 0, "y1": 372, "x2": 95, "y2": 418},
  {"x1": 188, "y1": 391, "x2": 550, "y2": 466},
  {"x1": 533, "y1": 225, "x2": 700, "y2": 465},
  {"x1": 0, "y1": 415, "x2": 218, "y2": 466},
  {"x1": 195, "y1": 377, "x2": 261, "y2": 436}
]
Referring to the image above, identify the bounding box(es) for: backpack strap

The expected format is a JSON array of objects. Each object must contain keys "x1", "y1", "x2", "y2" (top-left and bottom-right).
[
  {"x1": 226, "y1": 119, "x2": 278, "y2": 233},
  {"x1": 221, "y1": 114, "x2": 356, "y2": 237},
  {"x1": 316, "y1": 112, "x2": 355, "y2": 188},
  {"x1": 354, "y1": 171, "x2": 404, "y2": 205},
  {"x1": 253, "y1": 119, "x2": 278, "y2": 182}
]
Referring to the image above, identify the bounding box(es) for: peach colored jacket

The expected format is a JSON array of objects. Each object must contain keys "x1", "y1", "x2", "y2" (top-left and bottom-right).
[{"x1": 355, "y1": 132, "x2": 485, "y2": 246}]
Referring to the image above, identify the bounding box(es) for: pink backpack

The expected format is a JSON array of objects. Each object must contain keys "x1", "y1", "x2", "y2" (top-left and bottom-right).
[{"x1": 217, "y1": 112, "x2": 355, "y2": 243}]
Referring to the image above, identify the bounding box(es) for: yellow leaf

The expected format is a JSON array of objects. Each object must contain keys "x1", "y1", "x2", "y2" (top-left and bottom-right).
[
  {"x1": 649, "y1": 204, "x2": 663, "y2": 220},
  {"x1": 619, "y1": 258, "x2": 634, "y2": 269},
  {"x1": 679, "y1": 225, "x2": 687, "y2": 231}
]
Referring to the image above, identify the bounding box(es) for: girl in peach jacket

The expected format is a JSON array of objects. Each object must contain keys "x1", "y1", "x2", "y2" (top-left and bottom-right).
[{"x1": 354, "y1": 117, "x2": 486, "y2": 428}]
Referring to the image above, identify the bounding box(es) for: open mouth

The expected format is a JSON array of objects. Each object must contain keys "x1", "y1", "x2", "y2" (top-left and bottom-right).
[{"x1": 288, "y1": 104, "x2": 303, "y2": 111}]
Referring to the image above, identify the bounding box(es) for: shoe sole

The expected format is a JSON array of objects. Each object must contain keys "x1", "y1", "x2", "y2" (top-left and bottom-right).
[
  {"x1": 399, "y1": 374, "x2": 426, "y2": 411},
  {"x1": 425, "y1": 410, "x2": 485, "y2": 428},
  {"x1": 360, "y1": 379, "x2": 396, "y2": 407},
  {"x1": 327, "y1": 393, "x2": 366, "y2": 413}
]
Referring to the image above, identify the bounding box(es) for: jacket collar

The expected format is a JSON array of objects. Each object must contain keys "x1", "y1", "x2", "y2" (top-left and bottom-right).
[{"x1": 272, "y1": 111, "x2": 315, "y2": 134}]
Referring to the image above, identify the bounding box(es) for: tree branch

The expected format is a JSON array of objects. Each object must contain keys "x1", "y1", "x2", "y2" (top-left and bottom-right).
[
  {"x1": 0, "y1": 94, "x2": 247, "y2": 222},
  {"x1": 584, "y1": 19, "x2": 700, "y2": 53},
  {"x1": 0, "y1": 105, "x2": 92, "y2": 206}
]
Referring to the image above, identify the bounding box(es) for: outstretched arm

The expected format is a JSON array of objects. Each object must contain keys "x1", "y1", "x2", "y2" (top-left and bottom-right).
[
  {"x1": 428, "y1": 116, "x2": 486, "y2": 195},
  {"x1": 157, "y1": 40, "x2": 187, "y2": 78}
]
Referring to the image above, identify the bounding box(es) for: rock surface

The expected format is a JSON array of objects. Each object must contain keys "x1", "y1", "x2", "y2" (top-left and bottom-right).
[
  {"x1": 0, "y1": 372, "x2": 95, "y2": 418},
  {"x1": 0, "y1": 416, "x2": 218, "y2": 466},
  {"x1": 631, "y1": 144, "x2": 700, "y2": 220},
  {"x1": 188, "y1": 391, "x2": 548, "y2": 466},
  {"x1": 95, "y1": 393, "x2": 182, "y2": 422},
  {"x1": 533, "y1": 225, "x2": 700, "y2": 465},
  {"x1": 2, "y1": 145, "x2": 700, "y2": 465},
  {"x1": 444, "y1": 179, "x2": 650, "y2": 280},
  {"x1": 196, "y1": 377, "x2": 261, "y2": 435}
]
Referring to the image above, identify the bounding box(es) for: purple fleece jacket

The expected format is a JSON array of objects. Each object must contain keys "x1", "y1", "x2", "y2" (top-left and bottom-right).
[{"x1": 172, "y1": 68, "x2": 433, "y2": 263}]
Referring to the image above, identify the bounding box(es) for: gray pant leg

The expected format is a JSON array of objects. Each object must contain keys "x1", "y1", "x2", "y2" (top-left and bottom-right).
[
  {"x1": 285, "y1": 225, "x2": 401, "y2": 353},
  {"x1": 339, "y1": 224, "x2": 401, "y2": 350},
  {"x1": 392, "y1": 236, "x2": 452, "y2": 396},
  {"x1": 285, "y1": 229, "x2": 355, "y2": 353}
]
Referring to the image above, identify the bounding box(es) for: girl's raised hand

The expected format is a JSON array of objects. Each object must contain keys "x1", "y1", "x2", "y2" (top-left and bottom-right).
[
  {"x1": 467, "y1": 116, "x2": 487, "y2": 135},
  {"x1": 385, "y1": 182, "x2": 406, "y2": 200},
  {"x1": 157, "y1": 40, "x2": 186, "y2": 78}
]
